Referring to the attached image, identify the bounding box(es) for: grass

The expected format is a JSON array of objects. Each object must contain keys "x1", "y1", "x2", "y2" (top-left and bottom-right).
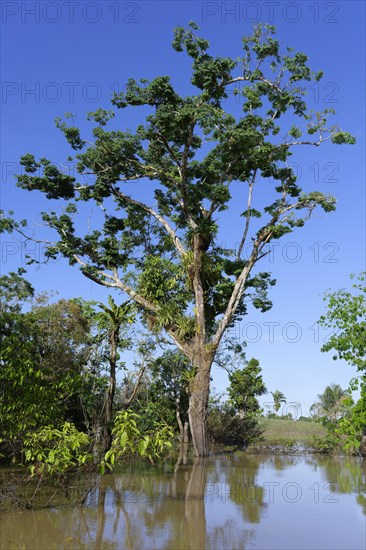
[{"x1": 257, "y1": 418, "x2": 327, "y2": 446}]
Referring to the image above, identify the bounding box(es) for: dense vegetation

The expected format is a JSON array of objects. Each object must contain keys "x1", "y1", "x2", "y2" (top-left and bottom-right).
[
  {"x1": 0, "y1": 270, "x2": 269, "y2": 478},
  {"x1": 1, "y1": 270, "x2": 365, "y2": 484}
]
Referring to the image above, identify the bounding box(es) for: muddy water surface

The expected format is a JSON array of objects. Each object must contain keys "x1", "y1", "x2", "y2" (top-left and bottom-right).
[{"x1": 1, "y1": 453, "x2": 365, "y2": 549}]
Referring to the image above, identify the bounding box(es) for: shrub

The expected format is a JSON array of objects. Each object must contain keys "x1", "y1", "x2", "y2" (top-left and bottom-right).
[
  {"x1": 207, "y1": 404, "x2": 263, "y2": 447},
  {"x1": 23, "y1": 422, "x2": 92, "y2": 476},
  {"x1": 310, "y1": 431, "x2": 340, "y2": 454}
]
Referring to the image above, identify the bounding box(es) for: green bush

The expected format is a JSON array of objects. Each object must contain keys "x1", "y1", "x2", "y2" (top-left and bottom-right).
[
  {"x1": 207, "y1": 404, "x2": 263, "y2": 447},
  {"x1": 310, "y1": 431, "x2": 340, "y2": 454},
  {"x1": 23, "y1": 422, "x2": 92, "y2": 476},
  {"x1": 102, "y1": 410, "x2": 174, "y2": 473}
]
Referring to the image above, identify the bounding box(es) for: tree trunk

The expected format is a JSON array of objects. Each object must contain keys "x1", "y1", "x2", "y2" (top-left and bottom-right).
[
  {"x1": 176, "y1": 396, "x2": 185, "y2": 443},
  {"x1": 183, "y1": 420, "x2": 189, "y2": 444},
  {"x1": 188, "y1": 366, "x2": 211, "y2": 457},
  {"x1": 104, "y1": 326, "x2": 118, "y2": 453},
  {"x1": 92, "y1": 421, "x2": 104, "y2": 463},
  {"x1": 176, "y1": 396, "x2": 190, "y2": 444}
]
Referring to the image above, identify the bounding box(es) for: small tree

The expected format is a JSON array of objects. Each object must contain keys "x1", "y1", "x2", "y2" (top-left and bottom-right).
[
  {"x1": 319, "y1": 273, "x2": 366, "y2": 453},
  {"x1": 94, "y1": 298, "x2": 135, "y2": 454},
  {"x1": 319, "y1": 273, "x2": 365, "y2": 372},
  {"x1": 315, "y1": 384, "x2": 348, "y2": 423},
  {"x1": 147, "y1": 350, "x2": 192, "y2": 443},
  {"x1": 270, "y1": 390, "x2": 286, "y2": 414},
  {"x1": 3, "y1": 23, "x2": 355, "y2": 455},
  {"x1": 228, "y1": 358, "x2": 267, "y2": 417}
]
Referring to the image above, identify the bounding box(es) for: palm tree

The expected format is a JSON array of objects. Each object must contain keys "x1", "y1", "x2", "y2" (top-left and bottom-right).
[
  {"x1": 316, "y1": 384, "x2": 348, "y2": 423},
  {"x1": 271, "y1": 390, "x2": 286, "y2": 414},
  {"x1": 309, "y1": 402, "x2": 322, "y2": 420}
]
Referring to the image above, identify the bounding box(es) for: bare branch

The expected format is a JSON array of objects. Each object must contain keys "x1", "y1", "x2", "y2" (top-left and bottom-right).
[
  {"x1": 10, "y1": 225, "x2": 57, "y2": 246},
  {"x1": 285, "y1": 134, "x2": 333, "y2": 147},
  {"x1": 111, "y1": 187, "x2": 187, "y2": 257},
  {"x1": 123, "y1": 364, "x2": 147, "y2": 409},
  {"x1": 212, "y1": 254, "x2": 257, "y2": 350},
  {"x1": 73, "y1": 255, "x2": 159, "y2": 314},
  {"x1": 237, "y1": 171, "x2": 256, "y2": 259}
]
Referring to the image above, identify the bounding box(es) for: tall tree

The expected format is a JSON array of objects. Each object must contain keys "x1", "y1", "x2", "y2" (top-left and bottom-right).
[{"x1": 3, "y1": 23, "x2": 355, "y2": 455}]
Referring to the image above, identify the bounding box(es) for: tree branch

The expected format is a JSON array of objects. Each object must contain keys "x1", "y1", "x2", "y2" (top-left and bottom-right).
[
  {"x1": 123, "y1": 363, "x2": 147, "y2": 409},
  {"x1": 237, "y1": 171, "x2": 256, "y2": 259},
  {"x1": 111, "y1": 187, "x2": 187, "y2": 257},
  {"x1": 73, "y1": 255, "x2": 159, "y2": 314},
  {"x1": 156, "y1": 131, "x2": 182, "y2": 172},
  {"x1": 165, "y1": 328, "x2": 194, "y2": 361},
  {"x1": 212, "y1": 252, "x2": 258, "y2": 351}
]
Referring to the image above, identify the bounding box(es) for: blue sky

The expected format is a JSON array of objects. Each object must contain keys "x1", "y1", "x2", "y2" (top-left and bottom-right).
[{"x1": 1, "y1": 0, "x2": 365, "y2": 415}]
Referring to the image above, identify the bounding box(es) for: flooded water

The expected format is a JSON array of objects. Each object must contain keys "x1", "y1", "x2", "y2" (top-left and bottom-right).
[{"x1": 1, "y1": 453, "x2": 365, "y2": 549}]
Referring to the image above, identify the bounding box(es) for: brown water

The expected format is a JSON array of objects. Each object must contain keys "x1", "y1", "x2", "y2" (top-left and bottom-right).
[{"x1": 1, "y1": 453, "x2": 365, "y2": 550}]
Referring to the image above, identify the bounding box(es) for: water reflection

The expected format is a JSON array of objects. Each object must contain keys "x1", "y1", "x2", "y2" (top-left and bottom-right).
[{"x1": 0, "y1": 453, "x2": 365, "y2": 550}]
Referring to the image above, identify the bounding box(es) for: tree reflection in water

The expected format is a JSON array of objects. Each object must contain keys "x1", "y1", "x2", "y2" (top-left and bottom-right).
[
  {"x1": 0, "y1": 454, "x2": 365, "y2": 549},
  {"x1": 84, "y1": 446, "x2": 266, "y2": 549}
]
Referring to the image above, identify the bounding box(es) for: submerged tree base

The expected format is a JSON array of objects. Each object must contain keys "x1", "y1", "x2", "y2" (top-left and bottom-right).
[{"x1": 0, "y1": 466, "x2": 100, "y2": 512}]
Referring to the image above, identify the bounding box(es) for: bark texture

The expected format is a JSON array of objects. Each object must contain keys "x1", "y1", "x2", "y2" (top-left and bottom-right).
[{"x1": 188, "y1": 366, "x2": 211, "y2": 456}]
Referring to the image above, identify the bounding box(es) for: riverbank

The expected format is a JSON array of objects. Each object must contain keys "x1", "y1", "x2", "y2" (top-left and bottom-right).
[{"x1": 246, "y1": 418, "x2": 328, "y2": 454}]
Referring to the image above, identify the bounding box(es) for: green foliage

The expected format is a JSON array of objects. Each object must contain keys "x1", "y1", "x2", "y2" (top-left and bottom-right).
[
  {"x1": 228, "y1": 358, "x2": 267, "y2": 414},
  {"x1": 310, "y1": 431, "x2": 340, "y2": 454},
  {"x1": 0, "y1": 273, "x2": 173, "y2": 468},
  {"x1": 279, "y1": 413, "x2": 293, "y2": 421},
  {"x1": 336, "y1": 380, "x2": 366, "y2": 454},
  {"x1": 319, "y1": 273, "x2": 366, "y2": 372},
  {"x1": 331, "y1": 132, "x2": 356, "y2": 145},
  {"x1": 318, "y1": 274, "x2": 366, "y2": 451},
  {"x1": 97, "y1": 296, "x2": 135, "y2": 328},
  {"x1": 0, "y1": 274, "x2": 93, "y2": 457},
  {"x1": 0, "y1": 268, "x2": 34, "y2": 307},
  {"x1": 313, "y1": 384, "x2": 348, "y2": 423},
  {"x1": 101, "y1": 410, "x2": 173, "y2": 472},
  {"x1": 207, "y1": 402, "x2": 263, "y2": 447},
  {"x1": 0, "y1": 332, "x2": 61, "y2": 457},
  {"x1": 270, "y1": 389, "x2": 286, "y2": 413},
  {"x1": 23, "y1": 423, "x2": 91, "y2": 476}
]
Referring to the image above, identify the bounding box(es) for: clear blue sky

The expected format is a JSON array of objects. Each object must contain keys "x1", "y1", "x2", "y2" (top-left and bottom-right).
[{"x1": 1, "y1": 1, "x2": 365, "y2": 415}]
